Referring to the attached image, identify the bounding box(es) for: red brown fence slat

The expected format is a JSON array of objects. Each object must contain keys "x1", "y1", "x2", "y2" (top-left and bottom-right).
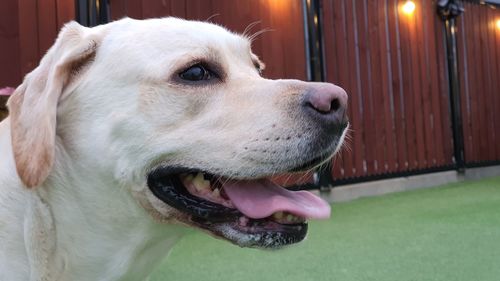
[
  {"x1": 344, "y1": 0, "x2": 364, "y2": 176},
  {"x1": 380, "y1": 0, "x2": 397, "y2": 173},
  {"x1": 388, "y1": 0, "x2": 407, "y2": 171},
  {"x1": 408, "y1": 3, "x2": 426, "y2": 170},
  {"x1": 489, "y1": 8, "x2": 500, "y2": 160},
  {"x1": 463, "y1": 7, "x2": 479, "y2": 162},
  {"x1": 482, "y1": 8, "x2": 496, "y2": 160},
  {"x1": 19, "y1": 1, "x2": 41, "y2": 80},
  {"x1": 0, "y1": 0, "x2": 21, "y2": 88},
  {"x1": 38, "y1": 0, "x2": 58, "y2": 56},
  {"x1": 322, "y1": 0, "x2": 344, "y2": 179},
  {"x1": 56, "y1": 0, "x2": 76, "y2": 27},
  {"x1": 485, "y1": 8, "x2": 499, "y2": 160},
  {"x1": 417, "y1": 0, "x2": 433, "y2": 168},
  {"x1": 475, "y1": 7, "x2": 488, "y2": 162},
  {"x1": 425, "y1": 0, "x2": 445, "y2": 166},
  {"x1": 400, "y1": 2, "x2": 418, "y2": 171}
]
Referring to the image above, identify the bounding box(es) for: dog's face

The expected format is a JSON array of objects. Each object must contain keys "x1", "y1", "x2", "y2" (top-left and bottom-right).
[{"x1": 8, "y1": 18, "x2": 348, "y2": 249}]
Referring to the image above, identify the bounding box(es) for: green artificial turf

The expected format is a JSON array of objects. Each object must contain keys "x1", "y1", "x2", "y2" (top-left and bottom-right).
[{"x1": 150, "y1": 176, "x2": 500, "y2": 281}]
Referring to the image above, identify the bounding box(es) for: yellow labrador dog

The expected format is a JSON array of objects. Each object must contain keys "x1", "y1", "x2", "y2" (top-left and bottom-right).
[{"x1": 0, "y1": 18, "x2": 348, "y2": 280}]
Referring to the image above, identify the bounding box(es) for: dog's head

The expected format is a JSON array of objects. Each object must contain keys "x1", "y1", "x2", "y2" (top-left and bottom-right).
[{"x1": 8, "y1": 18, "x2": 348, "y2": 249}]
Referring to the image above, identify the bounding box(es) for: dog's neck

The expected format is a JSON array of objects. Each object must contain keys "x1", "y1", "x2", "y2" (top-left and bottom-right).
[
  {"x1": 1, "y1": 111, "x2": 186, "y2": 279},
  {"x1": 30, "y1": 148, "x2": 187, "y2": 281}
]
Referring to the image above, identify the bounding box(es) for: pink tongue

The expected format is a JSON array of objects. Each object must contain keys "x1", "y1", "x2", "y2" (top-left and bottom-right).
[{"x1": 222, "y1": 179, "x2": 331, "y2": 220}]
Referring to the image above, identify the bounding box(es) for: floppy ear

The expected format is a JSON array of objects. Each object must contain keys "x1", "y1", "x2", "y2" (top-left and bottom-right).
[{"x1": 7, "y1": 21, "x2": 101, "y2": 188}]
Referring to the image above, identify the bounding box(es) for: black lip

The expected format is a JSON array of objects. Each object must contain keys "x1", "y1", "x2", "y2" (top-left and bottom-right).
[
  {"x1": 289, "y1": 153, "x2": 331, "y2": 172},
  {"x1": 147, "y1": 168, "x2": 240, "y2": 222},
  {"x1": 146, "y1": 166, "x2": 309, "y2": 248},
  {"x1": 289, "y1": 142, "x2": 339, "y2": 172},
  {"x1": 192, "y1": 217, "x2": 308, "y2": 249}
]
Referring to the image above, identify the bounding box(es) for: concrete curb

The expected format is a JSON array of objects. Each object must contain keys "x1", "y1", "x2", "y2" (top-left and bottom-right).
[{"x1": 313, "y1": 165, "x2": 500, "y2": 203}]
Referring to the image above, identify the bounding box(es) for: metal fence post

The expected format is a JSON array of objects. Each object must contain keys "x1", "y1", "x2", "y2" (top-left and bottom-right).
[
  {"x1": 303, "y1": 0, "x2": 335, "y2": 190},
  {"x1": 437, "y1": 0, "x2": 466, "y2": 172},
  {"x1": 76, "y1": 0, "x2": 110, "y2": 27}
]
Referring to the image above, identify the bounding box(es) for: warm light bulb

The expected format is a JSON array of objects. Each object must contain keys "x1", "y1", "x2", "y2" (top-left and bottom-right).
[
  {"x1": 496, "y1": 19, "x2": 500, "y2": 30},
  {"x1": 402, "y1": 0, "x2": 416, "y2": 15}
]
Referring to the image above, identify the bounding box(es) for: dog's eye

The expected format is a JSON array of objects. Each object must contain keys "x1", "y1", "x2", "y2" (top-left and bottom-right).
[{"x1": 179, "y1": 64, "x2": 214, "y2": 81}]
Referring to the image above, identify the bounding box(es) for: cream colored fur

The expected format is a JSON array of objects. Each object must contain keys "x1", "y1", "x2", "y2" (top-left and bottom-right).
[{"x1": 0, "y1": 18, "x2": 346, "y2": 280}]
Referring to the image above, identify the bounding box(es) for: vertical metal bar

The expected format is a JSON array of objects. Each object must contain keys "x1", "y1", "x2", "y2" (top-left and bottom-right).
[
  {"x1": 437, "y1": 1, "x2": 466, "y2": 171},
  {"x1": 303, "y1": 0, "x2": 334, "y2": 189},
  {"x1": 97, "y1": 0, "x2": 110, "y2": 25},
  {"x1": 444, "y1": 18, "x2": 466, "y2": 172},
  {"x1": 76, "y1": 0, "x2": 89, "y2": 26},
  {"x1": 302, "y1": 0, "x2": 313, "y2": 81},
  {"x1": 76, "y1": 0, "x2": 110, "y2": 27},
  {"x1": 303, "y1": 0, "x2": 326, "y2": 82}
]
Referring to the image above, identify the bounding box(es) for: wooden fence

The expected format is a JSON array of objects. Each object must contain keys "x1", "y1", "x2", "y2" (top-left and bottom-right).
[
  {"x1": 0, "y1": 0, "x2": 75, "y2": 87},
  {"x1": 323, "y1": 0, "x2": 456, "y2": 182},
  {"x1": 457, "y1": 1, "x2": 500, "y2": 166},
  {"x1": 0, "y1": 0, "x2": 499, "y2": 187}
]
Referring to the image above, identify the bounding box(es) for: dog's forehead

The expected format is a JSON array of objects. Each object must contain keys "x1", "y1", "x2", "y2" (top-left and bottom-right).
[{"x1": 107, "y1": 17, "x2": 250, "y2": 55}]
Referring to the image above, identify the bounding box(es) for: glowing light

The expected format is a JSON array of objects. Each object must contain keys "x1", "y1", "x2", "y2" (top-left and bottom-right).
[
  {"x1": 402, "y1": 0, "x2": 416, "y2": 15},
  {"x1": 496, "y1": 19, "x2": 500, "y2": 30}
]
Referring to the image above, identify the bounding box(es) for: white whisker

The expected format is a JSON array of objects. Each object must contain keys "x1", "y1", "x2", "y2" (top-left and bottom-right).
[
  {"x1": 205, "y1": 13, "x2": 220, "y2": 22},
  {"x1": 242, "y1": 20, "x2": 262, "y2": 38}
]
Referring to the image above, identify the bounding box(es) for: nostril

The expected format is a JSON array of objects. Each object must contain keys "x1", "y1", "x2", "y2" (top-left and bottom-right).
[
  {"x1": 306, "y1": 99, "x2": 341, "y2": 114},
  {"x1": 305, "y1": 101, "x2": 329, "y2": 114},
  {"x1": 331, "y1": 98, "x2": 340, "y2": 112}
]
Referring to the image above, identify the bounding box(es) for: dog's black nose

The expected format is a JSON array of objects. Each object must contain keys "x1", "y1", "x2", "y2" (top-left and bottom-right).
[{"x1": 302, "y1": 83, "x2": 348, "y2": 130}]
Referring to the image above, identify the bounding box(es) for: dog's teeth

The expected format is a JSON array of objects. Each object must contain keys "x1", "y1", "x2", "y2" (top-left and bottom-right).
[
  {"x1": 273, "y1": 211, "x2": 284, "y2": 220},
  {"x1": 193, "y1": 173, "x2": 210, "y2": 191},
  {"x1": 211, "y1": 188, "x2": 220, "y2": 198},
  {"x1": 271, "y1": 211, "x2": 303, "y2": 224},
  {"x1": 287, "y1": 214, "x2": 302, "y2": 223},
  {"x1": 184, "y1": 174, "x2": 194, "y2": 182}
]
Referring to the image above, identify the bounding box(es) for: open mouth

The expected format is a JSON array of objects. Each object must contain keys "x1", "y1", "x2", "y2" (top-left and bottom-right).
[{"x1": 147, "y1": 167, "x2": 330, "y2": 249}]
